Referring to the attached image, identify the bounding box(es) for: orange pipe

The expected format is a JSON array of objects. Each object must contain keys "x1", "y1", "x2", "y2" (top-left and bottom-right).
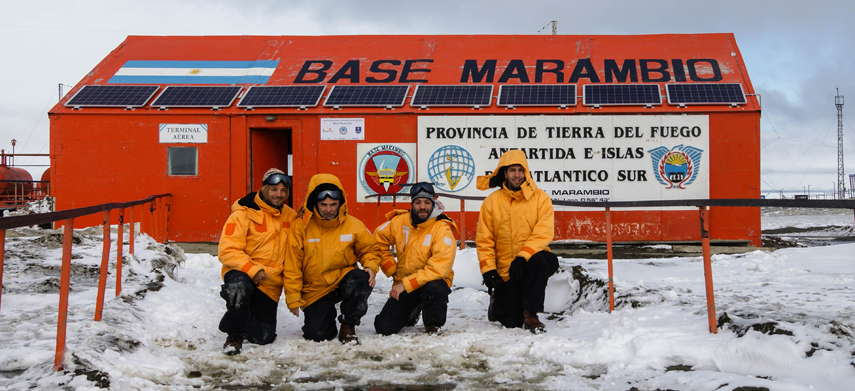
[
  {"x1": 128, "y1": 205, "x2": 135, "y2": 256},
  {"x1": 700, "y1": 207, "x2": 717, "y2": 333},
  {"x1": 0, "y1": 229, "x2": 5, "y2": 316},
  {"x1": 459, "y1": 199, "x2": 466, "y2": 250},
  {"x1": 116, "y1": 209, "x2": 124, "y2": 296},
  {"x1": 606, "y1": 207, "x2": 614, "y2": 312},
  {"x1": 55, "y1": 218, "x2": 74, "y2": 371},
  {"x1": 95, "y1": 211, "x2": 110, "y2": 321}
]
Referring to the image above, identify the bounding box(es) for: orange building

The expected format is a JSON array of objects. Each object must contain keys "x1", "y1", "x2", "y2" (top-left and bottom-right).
[{"x1": 48, "y1": 34, "x2": 760, "y2": 244}]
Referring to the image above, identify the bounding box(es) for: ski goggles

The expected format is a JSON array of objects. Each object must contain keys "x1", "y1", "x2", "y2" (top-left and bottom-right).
[
  {"x1": 409, "y1": 182, "x2": 435, "y2": 198},
  {"x1": 316, "y1": 189, "x2": 342, "y2": 201},
  {"x1": 263, "y1": 173, "x2": 292, "y2": 187}
]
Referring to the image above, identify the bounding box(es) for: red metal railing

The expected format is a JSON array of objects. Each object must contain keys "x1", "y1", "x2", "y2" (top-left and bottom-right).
[
  {"x1": 436, "y1": 194, "x2": 855, "y2": 335},
  {"x1": 0, "y1": 194, "x2": 171, "y2": 371},
  {"x1": 0, "y1": 180, "x2": 50, "y2": 209}
]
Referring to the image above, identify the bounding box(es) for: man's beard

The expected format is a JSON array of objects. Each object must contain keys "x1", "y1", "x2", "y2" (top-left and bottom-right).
[{"x1": 505, "y1": 180, "x2": 522, "y2": 191}]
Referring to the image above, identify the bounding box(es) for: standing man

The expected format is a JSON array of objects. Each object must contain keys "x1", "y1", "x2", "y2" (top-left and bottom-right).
[
  {"x1": 373, "y1": 182, "x2": 458, "y2": 335},
  {"x1": 218, "y1": 168, "x2": 296, "y2": 355},
  {"x1": 475, "y1": 150, "x2": 559, "y2": 334},
  {"x1": 284, "y1": 174, "x2": 381, "y2": 344}
]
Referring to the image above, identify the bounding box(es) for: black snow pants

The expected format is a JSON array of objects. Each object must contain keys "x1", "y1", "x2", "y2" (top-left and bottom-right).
[
  {"x1": 301, "y1": 269, "x2": 373, "y2": 342},
  {"x1": 492, "y1": 250, "x2": 559, "y2": 328},
  {"x1": 374, "y1": 279, "x2": 451, "y2": 335},
  {"x1": 218, "y1": 270, "x2": 279, "y2": 345}
]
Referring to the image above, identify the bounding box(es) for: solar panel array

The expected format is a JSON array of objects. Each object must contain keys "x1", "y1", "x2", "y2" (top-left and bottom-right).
[
  {"x1": 497, "y1": 85, "x2": 576, "y2": 107},
  {"x1": 65, "y1": 83, "x2": 750, "y2": 109},
  {"x1": 237, "y1": 86, "x2": 326, "y2": 108},
  {"x1": 151, "y1": 86, "x2": 242, "y2": 108},
  {"x1": 583, "y1": 84, "x2": 662, "y2": 106},
  {"x1": 323, "y1": 85, "x2": 409, "y2": 107},
  {"x1": 411, "y1": 85, "x2": 493, "y2": 107},
  {"x1": 65, "y1": 85, "x2": 160, "y2": 108},
  {"x1": 666, "y1": 83, "x2": 747, "y2": 105}
]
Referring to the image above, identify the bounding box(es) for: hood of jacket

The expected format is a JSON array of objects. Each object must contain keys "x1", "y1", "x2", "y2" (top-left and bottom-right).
[
  {"x1": 475, "y1": 149, "x2": 538, "y2": 200},
  {"x1": 230, "y1": 191, "x2": 284, "y2": 220},
  {"x1": 301, "y1": 173, "x2": 348, "y2": 225}
]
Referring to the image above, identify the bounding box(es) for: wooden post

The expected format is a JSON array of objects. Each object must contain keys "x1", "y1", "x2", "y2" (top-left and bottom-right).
[
  {"x1": 95, "y1": 211, "x2": 110, "y2": 321},
  {"x1": 605, "y1": 207, "x2": 615, "y2": 312},
  {"x1": 700, "y1": 207, "x2": 717, "y2": 334},
  {"x1": 0, "y1": 229, "x2": 5, "y2": 316},
  {"x1": 55, "y1": 218, "x2": 74, "y2": 371},
  {"x1": 116, "y1": 209, "x2": 124, "y2": 296}
]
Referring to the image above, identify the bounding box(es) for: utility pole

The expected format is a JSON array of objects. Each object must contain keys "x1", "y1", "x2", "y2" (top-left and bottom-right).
[
  {"x1": 836, "y1": 88, "x2": 845, "y2": 198},
  {"x1": 539, "y1": 21, "x2": 558, "y2": 35}
]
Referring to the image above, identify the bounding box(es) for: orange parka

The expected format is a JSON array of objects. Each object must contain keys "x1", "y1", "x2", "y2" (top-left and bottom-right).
[
  {"x1": 475, "y1": 150, "x2": 555, "y2": 281},
  {"x1": 283, "y1": 174, "x2": 381, "y2": 309},
  {"x1": 218, "y1": 191, "x2": 297, "y2": 302},
  {"x1": 374, "y1": 209, "x2": 458, "y2": 292}
]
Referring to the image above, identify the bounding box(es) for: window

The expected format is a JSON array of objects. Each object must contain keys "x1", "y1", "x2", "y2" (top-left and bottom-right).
[{"x1": 168, "y1": 147, "x2": 197, "y2": 176}]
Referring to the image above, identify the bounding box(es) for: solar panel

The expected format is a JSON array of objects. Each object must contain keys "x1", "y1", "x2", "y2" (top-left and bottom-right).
[
  {"x1": 237, "y1": 86, "x2": 325, "y2": 108},
  {"x1": 666, "y1": 83, "x2": 747, "y2": 105},
  {"x1": 583, "y1": 84, "x2": 662, "y2": 106},
  {"x1": 150, "y1": 86, "x2": 242, "y2": 109},
  {"x1": 497, "y1": 85, "x2": 576, "y2": 107},
  {"x1": 65, "y1": 85, "x2": 159, "y2": 108},
  {"x1": 323, "y1": 85, "x2": 409, "y2": 107},
  {"x1": 411, "y1": 85, "x2": 493, "y2": 107}
]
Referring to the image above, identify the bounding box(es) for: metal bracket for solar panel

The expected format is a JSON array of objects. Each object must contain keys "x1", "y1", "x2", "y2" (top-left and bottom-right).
[
  {"x1": 644, "y1": 104, "x2": 653, "y2": 109},
  {"x1": 158, "y1": 107, "x2": 168, "y2": 111},
  {"x1": 505, "y1": 105, "x2": 515, "y2": 110},
  {"x1": 558, "y1": 105, "x2": 568, "y2": 110},
  {"x1": 418, "y1": 106, "x2": 429, "y2": 110},
  {"x1": 471, "y1": 105, "x2": 482, "y2": 110},
  {"x1": 730, "y1": 103, "x2": 738, "y2": 107},
  {"x1": 71, "y1": 106, "x2": 82, "y2": 110},
  {"x1": 244, "y1": 106, "x2": 255, "y2": 111},
  {"x1": 331, "y1": 105, "x2": 341, "y2": 110},
  {"x1": 124, "y1": 106, "x2": 135, "y2": 111},
  {"x1": 211, "y1": 107, "x2": 222, "y2": 111},
  {"x1": 298, "y1": 106, "x2": 308, "y2": 110},
  {"x1": 592, "y1": 105, "x2": 602, "y2": 109},
  {"x1": 678, "y1": 104, "x2": 687, "y2": 108},
  {"x1": 384, "y1": 105, "x2": 395, "y2": 110}
]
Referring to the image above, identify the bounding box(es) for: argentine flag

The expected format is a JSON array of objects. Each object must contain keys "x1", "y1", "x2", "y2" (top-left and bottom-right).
[{"x1": 108, "y1": 60, "x2": 279, "y2": 84}]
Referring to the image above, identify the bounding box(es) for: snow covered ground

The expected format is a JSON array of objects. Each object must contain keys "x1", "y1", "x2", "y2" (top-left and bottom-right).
[{"x1": 1, "y1": 210, "x2": 854, "y2": 390}]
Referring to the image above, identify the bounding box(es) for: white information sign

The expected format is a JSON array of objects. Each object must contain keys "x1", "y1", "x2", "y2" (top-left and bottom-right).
[
  {"x1": 159, "y1": 124, "x2": 207, "y2": 143},
  {"x1": 321, "y1": 118, "x2": 365, "y2": 140},
  {"x1": 417, "y1": 115, "x2": 710, "y2": 211}
]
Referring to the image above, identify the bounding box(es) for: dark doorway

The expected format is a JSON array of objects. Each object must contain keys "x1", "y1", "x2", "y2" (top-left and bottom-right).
[{"x1": 250, "y1": 128, "x2": 292, "y2": 206}]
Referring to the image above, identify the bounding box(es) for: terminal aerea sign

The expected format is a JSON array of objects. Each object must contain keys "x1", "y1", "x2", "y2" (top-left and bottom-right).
[{"x1": 417, "y1": 115, "x2": 709, "y2": 211}]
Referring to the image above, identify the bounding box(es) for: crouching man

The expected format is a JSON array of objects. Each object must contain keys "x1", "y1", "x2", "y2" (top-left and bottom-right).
[
  {"x1": 374, "y1": 182, "x2": 458, "y2": 335},
  {"x1": 284, "y1": 174, "x2": 381, "y2": 344},
  {"x1": 218, "y1": 169, "x2": 296, "y2": 355},
  {"x1": 476, "y1": 150, "x2": 559, "y2": 333}
]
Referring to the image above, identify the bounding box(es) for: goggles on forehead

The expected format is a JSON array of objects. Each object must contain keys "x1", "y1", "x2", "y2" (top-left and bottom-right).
[
  {"x1": 409, "y1": 182, "x2": 435, "y2": 197},
  {"x1": 317, "y1": 189, "x2": 342, "y2": 201},
  {"x1": 263, "y1": 173, "x2": 292, "y2": 187}
]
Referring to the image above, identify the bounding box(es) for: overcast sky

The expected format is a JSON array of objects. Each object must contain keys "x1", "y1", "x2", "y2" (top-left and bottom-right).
[{"x1": 2, "y1": 0, "x2": 854, "y2": 195}]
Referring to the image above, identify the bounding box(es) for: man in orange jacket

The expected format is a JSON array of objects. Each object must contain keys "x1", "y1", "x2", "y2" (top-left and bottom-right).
[
  {"x1": 284, "y1": 174, "x2": 381, "y2": 344},
  {"x1": 373, "y1": 182, "x2": 458, "y2": 335},
  {"x1": 218, "y1": 168, "x2": 296, "y2": 355},
  {"x1": 475, "y1": 150, "x2": 559, "y2": 333}
]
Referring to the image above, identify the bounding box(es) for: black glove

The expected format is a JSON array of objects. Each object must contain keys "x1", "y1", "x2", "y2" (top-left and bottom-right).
[
  {"x1": 508, "y1": 257, "x2": 526, "y2": 281},
  {"x1": 482, "y1": 270, "x2": 503, "y2": 289}
]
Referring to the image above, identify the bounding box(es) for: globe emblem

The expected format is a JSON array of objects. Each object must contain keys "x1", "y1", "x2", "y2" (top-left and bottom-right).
[{"x1": 427, "y1": 145, "x2": 476, "y2": 192}]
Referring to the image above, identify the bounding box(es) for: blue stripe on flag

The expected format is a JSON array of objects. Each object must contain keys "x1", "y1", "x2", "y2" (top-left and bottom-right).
[
  {"x1": 121, "y1": 60, "x2": 279, "y2": 69},
  {"x1": 108, "y1": 75, "x2": 274, "y2": 85}
]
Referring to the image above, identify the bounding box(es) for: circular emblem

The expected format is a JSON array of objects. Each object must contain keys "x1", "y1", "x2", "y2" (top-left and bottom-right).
[
  {"x1": 427, "y1": 145, "x2": 476, "y2": 192},
  {"x1": 358, "y1": 145, "x2": 414, "y2": 197},
  {"x1": 339, "y1": 126, "x2": 348, "y2": 135}
]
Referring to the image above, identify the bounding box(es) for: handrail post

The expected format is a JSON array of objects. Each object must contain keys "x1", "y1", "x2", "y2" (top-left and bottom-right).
[
  {"x1": 55, "y1": 218, "x2": 74, "y2": 371},
  {"x1": 375, "y1": 195, "x2": 381, "y2": 230},
  {"x1": 164, "y1": 195, "x2": 171, "y2": 242},
  {"x1": 95, "y1": 211, "x2": 110, "y2": 321},
  {"x1": 152, "y1": 198, "x2": 161, "y2": 243},
  {"x1": 116, "y1": 209, "x2": 124, "y2": 297},
  {"x1": 0, "y1": 229, "x2": 5, "y2": 316},
  {"x1": 128, "y1": 205, "x2": 135, "y2": 256},
  {"x1": 700, "y1": 206, "x2": 717, "y2": 333},
  {"x1": 459, "y1": 198, "x2": 466, "y2": 250},
  {"x1": 606, "y1": 207, "x2": 615, "y2": 312}
]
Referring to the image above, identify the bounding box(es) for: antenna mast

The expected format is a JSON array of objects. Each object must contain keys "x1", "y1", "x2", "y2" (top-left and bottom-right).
[{"x1": 836, "y1": 88, "x2": 845, "y2": 198}]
